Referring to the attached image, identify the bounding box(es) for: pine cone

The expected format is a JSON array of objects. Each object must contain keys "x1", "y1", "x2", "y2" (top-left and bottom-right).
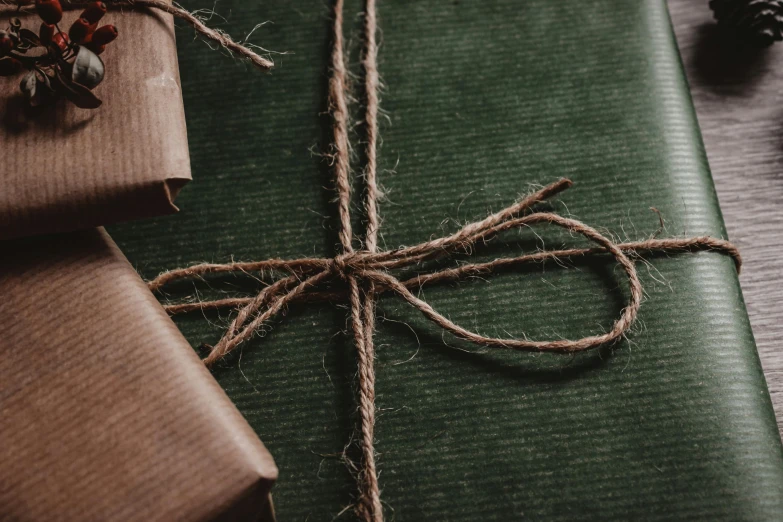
[{"x1": 709, "y1": 0, "x2": 783, "y2": 46}]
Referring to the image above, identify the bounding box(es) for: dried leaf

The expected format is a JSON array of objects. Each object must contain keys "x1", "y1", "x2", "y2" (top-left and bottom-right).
[
  {"x1": 67, "y1": 80, "x2": 102, "y2": 109},
  {"x1": 19, "y1": 71, "x2": 35, "y2": 96},
  {"x1": 53, "y1": 72, "x2": 102, "y2": 109},
  {"x1": 19, "y1": 70, "x2": 49, "y2": 107},
  {"x1": 19, "y1": 29, "x2": 41, "y2": 47},
  {"x1": 72, "y1": 46, "x2": 104, "y2": 89}
]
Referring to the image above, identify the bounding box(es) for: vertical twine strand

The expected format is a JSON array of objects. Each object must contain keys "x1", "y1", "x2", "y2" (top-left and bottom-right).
[
  {"x1": 330, "y1": 0, "x2": 354, "y2": 255},
  {"x1": 363, "y1": 0, "x2": 381, "y2": 254},
  {"x1": 329, "y1": 1, "x2": 383, "y2": 519},
  {"x1": 357, "y1": 0, "x2": 383, "y2": 521}
]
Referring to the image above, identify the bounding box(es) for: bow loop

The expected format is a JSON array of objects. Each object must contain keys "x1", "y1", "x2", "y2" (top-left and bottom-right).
[
  {"x1": 148, "y1": 178, "x2": 740, "y2": 522},
  {"x1": 149, "y1": 179, "x2": 741, "y2": 363}
]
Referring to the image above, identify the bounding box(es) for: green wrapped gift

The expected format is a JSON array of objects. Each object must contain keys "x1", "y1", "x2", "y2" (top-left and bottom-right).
[{"x1": 110, "y1": 0, "x2": 783, "y2": 519}]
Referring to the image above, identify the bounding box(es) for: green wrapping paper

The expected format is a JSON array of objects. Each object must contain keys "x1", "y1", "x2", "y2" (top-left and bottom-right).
[{"x1": 109, "y1": 0, "x2": 783, "y2": 519}]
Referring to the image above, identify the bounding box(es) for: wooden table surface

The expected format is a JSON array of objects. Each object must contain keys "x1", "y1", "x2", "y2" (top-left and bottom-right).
[{"x1": 669, "y1": 1, "x2": 783, "y2": 432}]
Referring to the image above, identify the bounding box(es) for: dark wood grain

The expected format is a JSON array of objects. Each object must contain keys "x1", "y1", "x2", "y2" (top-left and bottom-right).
[{"x1": 669, "y1": 0, "x2": 783, "y2": 431}]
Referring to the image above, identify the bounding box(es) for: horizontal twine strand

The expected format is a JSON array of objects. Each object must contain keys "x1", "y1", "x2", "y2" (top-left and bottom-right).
[
  {"x1": 148, "y1": 178, "x2": 742, "y2": 368},
  {"x1": 4, "y1": 0, "x2": 274, "y2": 70},
  {"x1": 154, "y1": 235, "x2": 741, "y2": 315}
]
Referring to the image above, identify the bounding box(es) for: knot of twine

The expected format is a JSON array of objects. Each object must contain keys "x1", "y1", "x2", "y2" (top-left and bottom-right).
[
  {"x1": 4, "y1": 0, "x2": 274, "y2": 70},
  {"x1": 148, "y1": 1, "x2": 741, "y2": 520},
  {"x1": 150, "y1": 177, "x2": 742, "y2": 370},
  {"x1": 330, "y1": 253, "x2": 356, "y2": 280}
]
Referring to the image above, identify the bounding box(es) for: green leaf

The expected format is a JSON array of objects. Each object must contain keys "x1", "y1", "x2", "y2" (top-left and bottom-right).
[
  {"x1": 18, "y1": 70, "x2": 53, "y2": 107},
  {"x1": 71, "y1": 46, "x2": 104, "y2": 89}
]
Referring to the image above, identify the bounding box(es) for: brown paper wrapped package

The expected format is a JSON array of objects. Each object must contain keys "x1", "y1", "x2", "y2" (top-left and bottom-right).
[
  {"x1": 0, "y1": 6, "x2": 191, "y2": 240},
  {"x1": 0, "y1": 229, "x2": 277, "y2": 521}
]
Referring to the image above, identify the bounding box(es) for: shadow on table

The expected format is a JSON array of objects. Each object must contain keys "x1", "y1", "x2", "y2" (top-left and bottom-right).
[{"x1": 690, "y1": 22, "x2": 773, "y2": 94}]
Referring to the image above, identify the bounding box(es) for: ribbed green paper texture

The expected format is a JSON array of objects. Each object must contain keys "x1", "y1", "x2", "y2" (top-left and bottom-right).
[{"x1": 109, "y1": 0, "x2": 783, "y2": 519}]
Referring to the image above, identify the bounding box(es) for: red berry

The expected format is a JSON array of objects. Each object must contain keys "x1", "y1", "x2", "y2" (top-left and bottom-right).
[
  {"x1": 80, "y1": 2, "x2": 106, "y2": 24},
  {"x1": 35, "y1": 0, "x2": 63, "y2": 25},
  {"x1": 52, "y1": 31, "x2": 68, "y2": 51},
  {"x1": 0, "y1": 57, "x2": 22, "y2": 76},
  {"x1": 39, "y1": 23, "x2": 55, "y2": 46},
  {"x1": 91, "y1": 24, "x2": 117, "y2": 46},
  {"x1": 68, "y1": 18, "x2": 91, "y2": 45},
  {"x1": 0, "y1": 36, "x2": 12, "y2": 57}
]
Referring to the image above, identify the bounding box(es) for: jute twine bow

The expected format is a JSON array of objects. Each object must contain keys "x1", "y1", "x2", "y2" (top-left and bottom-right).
[
  {"x1": 5, "y1": 0, "x2": 274, "y2": 70},
  {"x1": 148, "y1": 1, "x2": 741, "y2": 520}
]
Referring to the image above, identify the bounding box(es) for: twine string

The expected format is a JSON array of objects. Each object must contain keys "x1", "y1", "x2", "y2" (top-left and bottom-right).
[
  {"x1": 149, "y1": 179, "x2": 742, "y2": 364},
  {"x1": 4, "y1": 0, "x2": 274, "y2": 70},
  {"x1": 145, "y1": 2, "x2": 742, "y2": 520},
  {"x1": 149, "y1": 230, "x2": 742, "y2": 317},
  {"x1": 356, "y1": 0, "x2": 382, "y2": 518},
  {"x1": 148, "y1": 182, "x2": 740, "y2": 520}
]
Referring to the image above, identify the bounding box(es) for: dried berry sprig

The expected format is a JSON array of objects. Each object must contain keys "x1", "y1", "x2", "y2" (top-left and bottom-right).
[
  {"x1": 1, "y1": 0, "x2": 277, "y2": 110},
  {"x1": 0, "y1": 0, "x2": 117, "y2": 108},
  {"x1": 8, "y1": 0, "x2": 275, "y2": 70}
]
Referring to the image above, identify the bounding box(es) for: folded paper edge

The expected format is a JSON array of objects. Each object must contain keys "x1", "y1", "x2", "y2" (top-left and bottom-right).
[
  {"x1": 0, "y1": 178, "x2": 190, "y2": 241},
  {"x1": 164, "y1": 176, "x2": 191, "y2": 211}
]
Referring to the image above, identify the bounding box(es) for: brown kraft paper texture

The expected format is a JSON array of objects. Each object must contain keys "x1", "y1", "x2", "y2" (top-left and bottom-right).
[
  {"x1": 0, "y1": 4, "x2": 191, "y2": 240},
  {"x1": 0, "y1": 229, "x2": 277, "y2": 521}
]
